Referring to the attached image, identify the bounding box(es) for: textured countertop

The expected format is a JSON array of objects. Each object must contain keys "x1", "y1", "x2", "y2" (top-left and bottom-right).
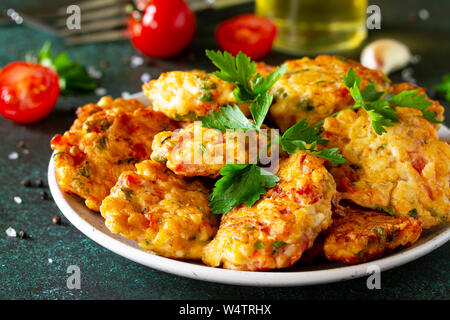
[{"x1": 0, "y1": 0, "x2": 449, "y2": 299}]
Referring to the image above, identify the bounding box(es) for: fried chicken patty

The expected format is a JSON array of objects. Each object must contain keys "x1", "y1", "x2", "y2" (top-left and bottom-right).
[
  {"x1": 100, "y1": 160, "x2": 219, "y2": 259},
  {"x1": 323, "y1": 105, "x2": 450, "y2": 229},
  {"x1": 142, "y1": 70, "x2": 250, "y2": 121},
  {"x1": 51, "y1": 97, "x2": 177, "y2": 211},
  {"x1": 202, "y1": 152, "x2": 336, "y2": 270},
  {"x1": 151, "y1": 121, "x2": 279, "y2": 177},
  {"x1": 323, "y1": 206, "x2": 422, "y2": 264},
  {"x1": 265, "y1": 55, "x2": 390, "y2": 132}
]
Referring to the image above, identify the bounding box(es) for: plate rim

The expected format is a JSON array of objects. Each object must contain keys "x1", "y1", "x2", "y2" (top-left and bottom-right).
[{"x1": 48, "y1": 92, "x2": 450, "y2": 287}]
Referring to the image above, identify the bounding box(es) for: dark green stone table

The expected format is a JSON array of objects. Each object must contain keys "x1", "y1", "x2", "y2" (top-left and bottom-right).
[{"x1": 0, "y1": 0, "x2": 448, "y2": 299}]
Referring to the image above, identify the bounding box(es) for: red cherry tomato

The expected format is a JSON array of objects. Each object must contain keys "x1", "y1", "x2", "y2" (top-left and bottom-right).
[
  {"x1": 128, "y1": 0, "x2": 196, "y2": 58},
  {"x1": 216, "y1": 14, "x2": 277, "y2": 60},
  {"x1": 0, "y1": 62, "x2": 60, "y2": 124}
]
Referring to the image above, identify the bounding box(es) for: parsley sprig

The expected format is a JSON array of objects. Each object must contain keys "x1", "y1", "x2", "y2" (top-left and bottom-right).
[
  {"x1": 201, "y1": 50, "x2": 343, "y2": 214},
  {"x1": 343, "y1": 68, "x2": 441, "y2": 134},
  {"x1": 26, "y1": 42, "x2": 98, "y2": 94}
]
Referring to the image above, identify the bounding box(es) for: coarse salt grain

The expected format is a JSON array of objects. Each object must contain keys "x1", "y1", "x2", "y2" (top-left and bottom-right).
[
  {"x1": 95, "y1": 87, "x2": 107, "y2": 96},
  {"x1": 6, "y1": 227, "x2": 17, "y2": 237},
  {"x1": 140, "y1": 72, "x2": 151, "y2": 83},
  {"x1": 48, "y1": 258, "x2": 53, "y2": 264},
  {"x1": 410, "y1": 54, "x2": 421, "y2": 64},
  {"x1": 86, "y1": 66, "x2": 102, "y2": 79},
  {"x1": 8, "y1": 152, "x2": 19, "y2": 160},
  {"x1": 130, "y1": 55, "x2": 144, "y2": 68},
  {"x1": 14, "y1": 196, "x2": 22, "y2": 204},
  {"x1": 418, "y1": 9, "x2": 430, "y2": 20}
]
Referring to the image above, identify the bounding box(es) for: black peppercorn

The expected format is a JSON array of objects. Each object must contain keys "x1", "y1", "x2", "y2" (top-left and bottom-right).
[{"x1": 52, "y1": 215, "x2": 61, "y2": 225}]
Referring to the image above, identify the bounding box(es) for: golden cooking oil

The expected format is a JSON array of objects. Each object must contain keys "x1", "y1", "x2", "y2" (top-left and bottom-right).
[{"x1": 255, "y1": 0, "x2": 367, "y2": 54}]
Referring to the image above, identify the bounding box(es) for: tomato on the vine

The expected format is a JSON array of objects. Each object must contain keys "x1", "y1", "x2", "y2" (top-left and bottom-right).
[
  {"x1": 0, "y1": 62, "x2": 60, "y2": 124},
  {"x1": 216, "y1": 14, "x2": 277, "y2": 60},
  {"x1": 128, "y1": 0, "x2": 196, "y2": 58}
]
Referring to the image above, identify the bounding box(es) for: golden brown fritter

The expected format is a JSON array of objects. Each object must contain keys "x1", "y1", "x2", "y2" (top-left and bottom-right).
[
  {"x1": 268, "y1": 55, "x2": 390, "y2": 132},
  {"x1": 151, "y1": 121, "x2": 279, "y2": 178},
  {"x1": 323, "y1": 206, "x2": 422, "y2": 264},
  {"x1": 51, "y1": 97, "x2": 177, "y2": 211},
  {"x1": 323, "y1": 105, "x2": 450, "y2": 229},
  {"x1": 100, "y1": 160, "x2": 219, "y2": 259},
  {"x1": 142, "y1": 70, "x2": 250, "y2": 121},
  {"x1": 202, "y1": 152, "x2": 336, "y2": 271}
]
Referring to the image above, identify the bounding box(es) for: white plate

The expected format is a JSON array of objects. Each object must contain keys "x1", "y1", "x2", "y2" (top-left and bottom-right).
[{"x1": 48, "y1": 92, "x2": 450, "y2": 287}]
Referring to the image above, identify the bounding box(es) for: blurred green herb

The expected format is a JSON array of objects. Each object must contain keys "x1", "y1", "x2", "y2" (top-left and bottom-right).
[
  {"x1": 26, "y1": 42, "x2": 98, "y2": 94},
  {"x1": 435, "y1": 74, "x2": 450, "y2": 102}
]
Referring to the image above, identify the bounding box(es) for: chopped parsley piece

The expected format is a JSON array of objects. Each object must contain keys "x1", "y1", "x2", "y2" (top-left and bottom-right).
[
  {"x1": 80, "y1": 166, "x2": 91, "y2": 178},
  {"x1": 200, "y1": 92, "x2": 214, "y2": 102},
  {"x1": 200, "y1": 82, "x2": 217, "y2": 90},
  {"x1": 117, "y1": 157, "x2": 137, "y2": 165},
  {"x1": 371, "y1": 226, "x2": 387, "y2": 241},
  {"x1": 408, "y1": 208, "x2": 418, "y2": 219},
  {"x1": 254, "y1": 240, "x2": 264, "y2": 249},
  {"x1": 376, "y1": 205, "x2": 394, "y2": 216},
  {"x1": 174, "y1": 111, "x2": 197, "y2": 121},
  {"x1": 96, "y1": 136, "x2": 107, "y2": 150},
  {"x1": 121, "y1": 187, "x2": 133, "y2": 201},
  {"x1": 53, "y1": 151, "x2": 65, "y2": 158},
  {"x1": 273, "y1": 241, "x2": 286, "y2": 250}
]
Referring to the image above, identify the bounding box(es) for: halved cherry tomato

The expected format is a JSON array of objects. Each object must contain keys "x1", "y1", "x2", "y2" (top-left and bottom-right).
[
  {"x1": 128, "y1": 0, "x2": 196, "y2": 58},
  {"x1": 216, "y1": 14, "x2": 277, "y2": 60},
  {"x1": 0, "y1": 62, "x2": 60, "y2": 124}
]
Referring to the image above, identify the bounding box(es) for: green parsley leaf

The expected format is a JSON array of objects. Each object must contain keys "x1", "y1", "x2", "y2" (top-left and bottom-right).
[
  {"x1": 343, "y1": 68, "x2": 442, "y2": 135},
  {"x1": 205, "y1": 49, "x2": 286, "y2": 103},
  {"x1": 250, "y1": 64, "x2": 287, "y2": 96},
  {"x1": 205, "y1": 50, "x2": 256, "y2": 101},
  {"x1": 387, "y1": 90, "x2": 441, "y2": 123},
  {"x1": 249, "y1": 91, "x2": 273, "y2": 129},
  {"x1": 198, "y1": 105, "x2": 257, "y2": 132},
  {"x1": 279, "y1": 119, "x2": 345, "y2": 163},
  {"x1": 310, "y1": 148, "x2": 346, "y2": 164},
  {"x1": 365, "y1": 100, "x2": 399, "y2": 135},
  {"x1": 36, "y1": 42, "x2": 98, "y2": 94},
  {"x1": 360, "y1": 82, "x2": 384, "y2": 102},
  {"x1": 435, "y1": 74, "x2": 450, "y2": 101},
  {"x1": 207, "y1": 164, "x2": 280, "y2": 215}
]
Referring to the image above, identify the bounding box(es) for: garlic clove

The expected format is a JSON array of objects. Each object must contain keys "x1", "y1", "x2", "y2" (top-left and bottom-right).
[{"x1": 360, "y1": 39, "x2": 412, "y2": 75}]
